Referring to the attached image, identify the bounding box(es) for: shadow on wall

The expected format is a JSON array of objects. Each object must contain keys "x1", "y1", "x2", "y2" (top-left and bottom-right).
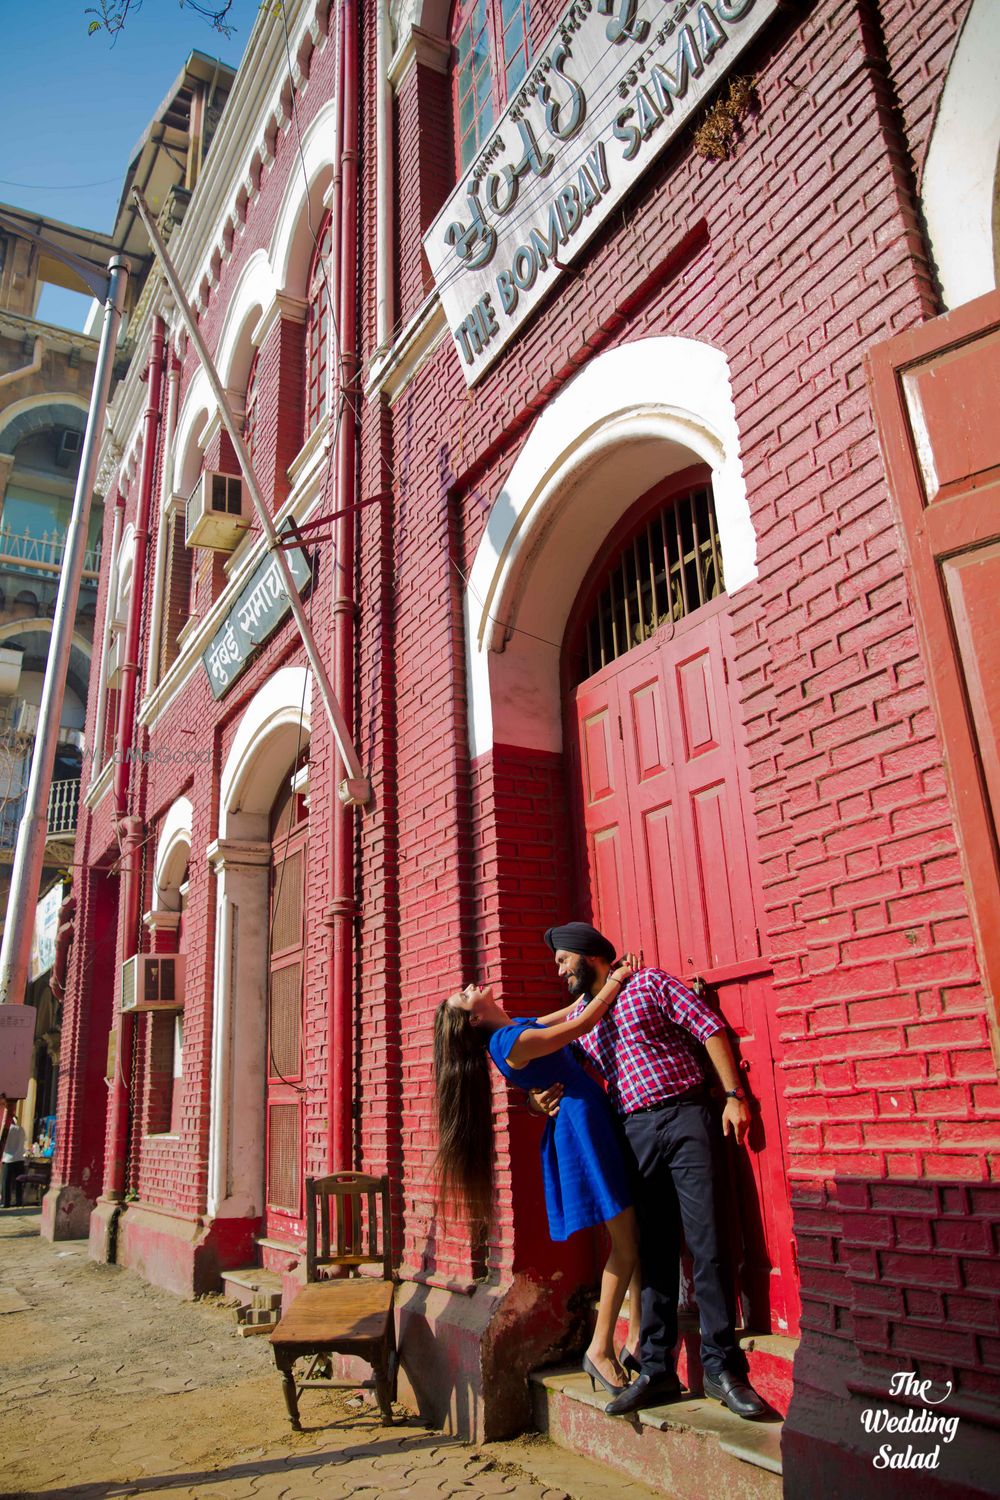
[{"x1": 395, "y1": 1212, "x2": 594, "y2": 1442}]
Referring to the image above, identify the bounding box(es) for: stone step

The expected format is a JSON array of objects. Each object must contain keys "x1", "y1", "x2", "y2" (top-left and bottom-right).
[
  {"x1": 608, "y1": 1301, "x2": 797, "y2": 1416},
  {"x1": 531, "y1": 1364, "x2": 783, "y2": 1500},
  {"x1": 218, "y1": 1266, "x2": 281, "y2": 1326}
]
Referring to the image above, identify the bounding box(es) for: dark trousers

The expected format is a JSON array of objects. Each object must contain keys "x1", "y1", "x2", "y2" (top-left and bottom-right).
[
  {"x1": 1, "y1": 1161, "x2": 25, "y2": 1208},
  {"x1": 623, "y1": 1098, "x2": 743, "y2": 1381}
]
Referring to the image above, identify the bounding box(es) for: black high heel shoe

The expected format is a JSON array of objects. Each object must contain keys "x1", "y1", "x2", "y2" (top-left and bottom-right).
[
  {"x1": 582, "y1": 1354, "x2": 628, "y2": 1396},
  {"x1": 619, "y1": 1346, "x2": 642, "y2": 1376}
]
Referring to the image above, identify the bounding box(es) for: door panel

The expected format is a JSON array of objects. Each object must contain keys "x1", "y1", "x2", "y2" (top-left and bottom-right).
[
  {"x1": 570, "y1": 603, "x2": 799, "y2": 1334},
  {"x1": 942, "y1": 542, "x2": 1000, "y2": 835},
  {"x1": 867, "y1": 288, "x2": 1000, "y2": 1020},
  {"x1": 264, "y1": 815, "x2": 307, "y2": 1241},
  {"x1": 575, "y1": 680, "x2": 642, "y2": 956}
]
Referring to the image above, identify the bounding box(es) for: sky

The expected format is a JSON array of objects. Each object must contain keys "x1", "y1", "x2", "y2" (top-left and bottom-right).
[{"x1": 0, "y1": 0, "x2": 264, "y2": 329}]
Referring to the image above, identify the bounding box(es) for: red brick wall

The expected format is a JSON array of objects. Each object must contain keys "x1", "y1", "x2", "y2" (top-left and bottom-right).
[
  {"x1": 368, "y1": 0, "x2": 997, "y2": 1450},
  {"x1": 55, "y1": 0, "x2": 998, "y2": 1459}
]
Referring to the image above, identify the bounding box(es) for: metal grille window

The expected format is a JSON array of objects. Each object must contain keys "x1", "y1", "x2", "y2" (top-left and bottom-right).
[
  {"x1": 268, "y1": 962, "x2": 302, "y2": 1080},
  {"x1": 305, "y1": 211, "x2": 333, "y2": 434},
  {"x1": 267, "y1": 1102, "x2": 300, "y2": 1211},
  {"x1": 577, "y1": 484, "x2": 725, "y2": 684}
]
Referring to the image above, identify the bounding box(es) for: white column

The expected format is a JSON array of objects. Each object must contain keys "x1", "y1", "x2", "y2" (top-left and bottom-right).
[{"x1": 206, "y1": 837, "x2": 271, "y2": 1220}]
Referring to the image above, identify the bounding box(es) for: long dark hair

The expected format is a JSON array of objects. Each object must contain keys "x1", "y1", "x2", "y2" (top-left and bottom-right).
[{"x1": 433, "y1": 996, "x2": 494, "y2": 1227}]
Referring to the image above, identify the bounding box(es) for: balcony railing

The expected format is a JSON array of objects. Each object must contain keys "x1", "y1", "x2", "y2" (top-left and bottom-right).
[
  {"x1": 47, "y1": 778, "x2": 79, "y2": 837},
  {"x1": 0, "y1": 777, "x2": 80, "y2": 853},
  {"x1": 0, "y1": 526, "x2": 102, "y2": 580}
]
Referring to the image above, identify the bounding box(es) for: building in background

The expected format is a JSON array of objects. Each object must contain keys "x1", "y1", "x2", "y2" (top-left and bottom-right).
[
  {"x1": 40, "y1": 0, "x2": 1000, "y2": 1495},
  {"x1": 0, "y1": 203, "x2": 119, "y2": 1156},
  {"x1": 0, "y1": 49, "x2": 235, "y2": 1184}
]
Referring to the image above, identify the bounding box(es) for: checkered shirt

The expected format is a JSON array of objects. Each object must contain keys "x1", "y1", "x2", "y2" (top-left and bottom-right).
[{"x1": 569, "y1": 967, "x2": 725, "y2": 1115}]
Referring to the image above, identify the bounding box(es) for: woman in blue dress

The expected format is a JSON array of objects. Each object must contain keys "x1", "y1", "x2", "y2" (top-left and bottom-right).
[{"x1": 434, "y1": 957, "x2": 641, "y2": 1395}]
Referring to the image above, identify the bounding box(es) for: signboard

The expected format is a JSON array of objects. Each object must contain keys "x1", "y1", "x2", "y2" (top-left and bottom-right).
[
  {"x1": 424, "y1": 0, "x2": 780, "y2": 384},
  {"x1": 202, "y1": 544, "x2": 312, "y2": 699},
  {"x1": 30, "y1": 882, "x2": 63, "y2": 982},
  {"x1": 0, "y1": 1004, "x2": 35, "y2": 1099}
]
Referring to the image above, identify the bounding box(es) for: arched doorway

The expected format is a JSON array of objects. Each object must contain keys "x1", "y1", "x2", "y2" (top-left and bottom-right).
[
  {"x1": 264, "y1": 771, "x2": 309, "y2": 1241},
  {"x1": 209, "y1": 666, "x2": 312, "y2": 1227},
  {"x1": 564, "y1": 466, "x2": 798, "y2": 1335},
  {"x1": 464, "y1": 337, "x2": 800, "y2": 1337}
]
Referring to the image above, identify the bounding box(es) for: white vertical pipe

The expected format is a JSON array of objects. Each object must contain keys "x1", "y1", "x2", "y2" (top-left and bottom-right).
[
  {"x1": 144, "y1": 350, "x2": 180, "y2": 695},
  {"x1": 90, "y1": 493, "x2": 123, "y2": 776},
  {"x1": 375, "y1": 0, "x2": 395, "y2": 351}
]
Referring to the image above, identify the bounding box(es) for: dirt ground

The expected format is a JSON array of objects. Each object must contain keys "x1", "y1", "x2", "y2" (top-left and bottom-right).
[{"x1": 0, "y1": 1208, "x2": 660, "y2": 1500}]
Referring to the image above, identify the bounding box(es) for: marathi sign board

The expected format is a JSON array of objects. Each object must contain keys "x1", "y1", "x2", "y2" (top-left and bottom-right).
[
  {"x1": 424, "y1": 0, "x2": 780, "y2": 384},
  {"x1": 0, "y1": 1004, "x2": 35, "y2": 1099},
  {"x1": 30, "y1": 882, "x2": 63, "y2": 982},
  {"x1": 202, "y1": 544, "x2": 312, "y2": 699}
]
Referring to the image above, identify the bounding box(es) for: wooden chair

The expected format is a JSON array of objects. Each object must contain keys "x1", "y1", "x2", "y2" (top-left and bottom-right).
[{"x1": 269, "y1": 1172, "x2": 397, "y2": 1428}]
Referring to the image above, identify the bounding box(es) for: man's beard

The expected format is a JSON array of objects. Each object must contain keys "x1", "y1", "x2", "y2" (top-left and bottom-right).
[{"x1": 566, "y1": 956, "x2": 599, "y2": 998}]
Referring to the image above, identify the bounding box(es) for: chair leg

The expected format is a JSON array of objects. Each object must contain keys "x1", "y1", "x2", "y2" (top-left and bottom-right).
[
  {"x1": 276, "y1": 1358, "x2": 302, "y2": 1431},
  {"x1": 373, "y1": 1361, "x2": 394, "y2": 1425}
]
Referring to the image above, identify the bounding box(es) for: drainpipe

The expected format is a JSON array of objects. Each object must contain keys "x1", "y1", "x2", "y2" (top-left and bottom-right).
[
  {"x1": 90, "y1": 489, "x2": 125, "y2": 775},
  {"x1": 0, "y1": 336, "x2": 44, "y2": 390},
  {"x1": 327, "y1": 0, "x2": 360, "y2": 1173},
  {"x1": 102, "y1": 314, "x2": 166, "y2": 1202}
]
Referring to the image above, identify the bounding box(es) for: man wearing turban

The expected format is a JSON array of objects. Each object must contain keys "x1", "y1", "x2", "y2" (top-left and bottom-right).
[{"x1": 535, "y1": 921, "x2": 767, "y2": 1421}]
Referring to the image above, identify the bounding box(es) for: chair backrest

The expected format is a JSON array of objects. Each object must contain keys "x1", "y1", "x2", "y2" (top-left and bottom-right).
[{"x1": 305, "y1": 1172, "x2": 393, "y2": 1283}]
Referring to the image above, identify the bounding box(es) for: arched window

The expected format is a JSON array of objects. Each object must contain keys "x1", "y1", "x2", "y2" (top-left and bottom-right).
[
  {"x1": 573, "y1": 480, "x2": 726, "y2": 686},
  {"x1": 244, "y1": 348, "x2": 260, "y2": 459},
  {"x1": 305, "y1": 213, "x2": 334, "y2": 435},
  {"x1": 452, "y1": 0, "x2": 531, "y2": 174}
]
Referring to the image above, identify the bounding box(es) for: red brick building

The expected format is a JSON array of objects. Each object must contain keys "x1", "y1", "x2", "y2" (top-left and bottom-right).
[{"x1": 45, "y1": 0, "x2": 1000, "y2": 1491}]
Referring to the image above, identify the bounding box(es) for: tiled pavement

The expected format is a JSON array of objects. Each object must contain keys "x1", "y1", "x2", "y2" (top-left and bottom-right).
[{"x1": 0, "y1": 1209, "x2": 664, "y2": 1500}]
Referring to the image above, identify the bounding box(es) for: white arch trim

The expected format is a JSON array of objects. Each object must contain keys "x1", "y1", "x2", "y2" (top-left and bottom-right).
[
  {"x1": 270, "y1": 97, "x2": 339, "y2": 294},
  {"x1": 922, "y1": 0, "x2": 1000, "y2": 310},
  {"x1": 0, "y1": 391, "x2": 91, "y2": 444},
  {"x1": 152, "y1": 796, "x2": 194, "y2": 911},
  {"x1": 465, "y1": 336, "x2": 757, "y2": 758},
  {"x1": 214, "y1": 249, "x2": 277, "y2": 388},
  {"x1": 171, "y1": 367, "x2": 213, "y2": 500},
  {"x1": 219, "y1": 665, "x2": 312, "y2": 836},
  {"x1": 0, "y1": 620, "x2": 93, "y2": 658}
]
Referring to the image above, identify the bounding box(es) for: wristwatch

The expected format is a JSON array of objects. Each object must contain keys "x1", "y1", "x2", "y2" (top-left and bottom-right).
[{"x1": 724, "y1": 1088, "x2": 747, "y2": 1101}]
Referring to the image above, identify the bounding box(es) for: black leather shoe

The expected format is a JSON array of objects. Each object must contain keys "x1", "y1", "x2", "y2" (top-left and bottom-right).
[
  {"x1": 703, "y1": 1370, "x2": 768, "y2": 1419},
  {"x1": 619, "y1": 1345, "x2": 642, "y2": 1377},
  {"x1": 605, "y1": 1371, "x2": 682, "y2": 1416}
]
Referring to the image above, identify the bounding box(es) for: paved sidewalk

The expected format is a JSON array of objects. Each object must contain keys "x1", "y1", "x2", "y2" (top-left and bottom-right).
[{"x1": 0, "y1": 1208, "x2": 662, "y2": 1500}]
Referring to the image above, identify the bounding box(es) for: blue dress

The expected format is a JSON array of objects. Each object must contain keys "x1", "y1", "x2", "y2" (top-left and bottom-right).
[{"x1": 488, "y1": 1018, "x2": 632, "y2": 1241}]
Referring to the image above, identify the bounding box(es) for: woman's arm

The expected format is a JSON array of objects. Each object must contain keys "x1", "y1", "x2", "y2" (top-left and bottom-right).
[
  {"x1": 507, "y1": 958, "x2": 635, "y2": 1067},
  {"x1": 535, "y1": 951, "x2": 640, "y2": 1027},
  {"x1": 535, "y1": 1000, "x2": 579, "y2": 1027}
]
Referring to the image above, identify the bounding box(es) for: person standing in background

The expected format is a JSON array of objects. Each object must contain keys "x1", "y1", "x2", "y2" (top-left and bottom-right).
[{"x1": 1, "y1": 1114, "x2": 26, "y2": 1208}]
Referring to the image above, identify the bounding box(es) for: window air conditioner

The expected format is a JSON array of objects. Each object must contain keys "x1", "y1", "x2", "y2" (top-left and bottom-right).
[
  {"x1": 184, "y1": 471, "x2": 250, "y2": 550},
  {"x1": 56, "y1": 429, "x2": 83, "y2": 467},
  {"x1": 121, "y1": 954, "x2": 185, "y2": 1013}
]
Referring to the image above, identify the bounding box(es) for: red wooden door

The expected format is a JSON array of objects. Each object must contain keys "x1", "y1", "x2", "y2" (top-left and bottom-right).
[
  {"x1": 867, "y1": 289, "x2": 1000, "y2": 1023},
  {"x1": 264, "y1": 784, "x2": 308, "y2": 1242},
  {"x1": 570, "y1": 596, "x2": 800, "y2": 1334}
]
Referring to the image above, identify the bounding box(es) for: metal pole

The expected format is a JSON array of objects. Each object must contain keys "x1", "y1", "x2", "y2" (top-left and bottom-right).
[
  {"x1": 130, "y1": 189, "x2": 370, "y2": 805},
  {"x1": 0, "y1": 255, "x2": 130, "y2": 1007}
]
